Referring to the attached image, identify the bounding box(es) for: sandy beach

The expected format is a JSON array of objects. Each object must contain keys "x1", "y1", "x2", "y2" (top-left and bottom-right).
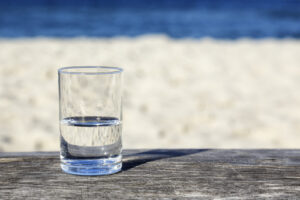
[{"x1": 0, "y1": 35, "x2": 300, "y2": 151}]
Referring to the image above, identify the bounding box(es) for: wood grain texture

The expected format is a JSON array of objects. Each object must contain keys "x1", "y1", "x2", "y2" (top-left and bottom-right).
[{"x1": 1, "y1": 149, "x2": 300, "y2": 199}]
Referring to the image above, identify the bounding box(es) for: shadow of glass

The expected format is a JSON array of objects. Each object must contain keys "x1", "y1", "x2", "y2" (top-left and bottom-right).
[{"x1": 122, "y1": 149, "x2": 209, "y2": 171}]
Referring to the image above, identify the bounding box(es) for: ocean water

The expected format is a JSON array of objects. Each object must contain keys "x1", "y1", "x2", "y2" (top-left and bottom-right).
[{"x1": 0, "y1": 0, "x2": 299, "y2": 39}]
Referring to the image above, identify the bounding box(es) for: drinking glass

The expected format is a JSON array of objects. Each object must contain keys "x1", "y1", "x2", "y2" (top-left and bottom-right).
[{"x1": 58, "y1": 66, "x2": 123, "y2": 175}]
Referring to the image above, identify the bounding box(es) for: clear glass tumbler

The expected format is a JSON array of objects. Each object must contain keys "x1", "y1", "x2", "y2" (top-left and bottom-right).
[{"x1": 58, "y1": 66, "x2": 123, "y2": 175}]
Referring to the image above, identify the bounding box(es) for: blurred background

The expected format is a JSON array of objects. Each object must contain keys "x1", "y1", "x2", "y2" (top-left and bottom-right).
[{"x1": 0, "y1": 0, "x2": 300, "y2": 151}]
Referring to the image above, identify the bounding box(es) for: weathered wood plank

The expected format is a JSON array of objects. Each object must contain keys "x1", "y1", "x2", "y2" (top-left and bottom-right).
[{"x1": 1, "y1": 149, "x2": 300, "y2": 199}]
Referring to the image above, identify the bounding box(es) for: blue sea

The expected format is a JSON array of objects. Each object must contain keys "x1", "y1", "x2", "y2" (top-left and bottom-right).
[{"x1": 0, "y1": 0, "x2": 300, "y2": 39}]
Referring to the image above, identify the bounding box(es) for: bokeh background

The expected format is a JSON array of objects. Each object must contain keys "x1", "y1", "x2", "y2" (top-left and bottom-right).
[{"x1": 0, "y1": 0, "x2": 300, "y2": 151}]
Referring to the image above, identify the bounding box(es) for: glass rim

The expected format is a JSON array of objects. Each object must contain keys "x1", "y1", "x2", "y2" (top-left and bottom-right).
[{"x1": 58, "y1": 66, "x2": 123, "y2": 75}]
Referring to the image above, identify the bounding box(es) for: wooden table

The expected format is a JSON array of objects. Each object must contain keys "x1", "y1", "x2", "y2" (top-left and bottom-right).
[{"x1": 1, "y1": 149, "x2": 300, "y2": 199}]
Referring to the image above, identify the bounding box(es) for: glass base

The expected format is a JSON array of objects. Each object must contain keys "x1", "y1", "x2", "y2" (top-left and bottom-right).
[{"x1": 60, "y1": 155, "x2": 122, "y2": 176}]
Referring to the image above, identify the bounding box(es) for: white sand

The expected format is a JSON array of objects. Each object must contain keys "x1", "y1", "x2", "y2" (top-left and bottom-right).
[{"x1": 0, "y1": 35, "x2": 300, "y2": 151}]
